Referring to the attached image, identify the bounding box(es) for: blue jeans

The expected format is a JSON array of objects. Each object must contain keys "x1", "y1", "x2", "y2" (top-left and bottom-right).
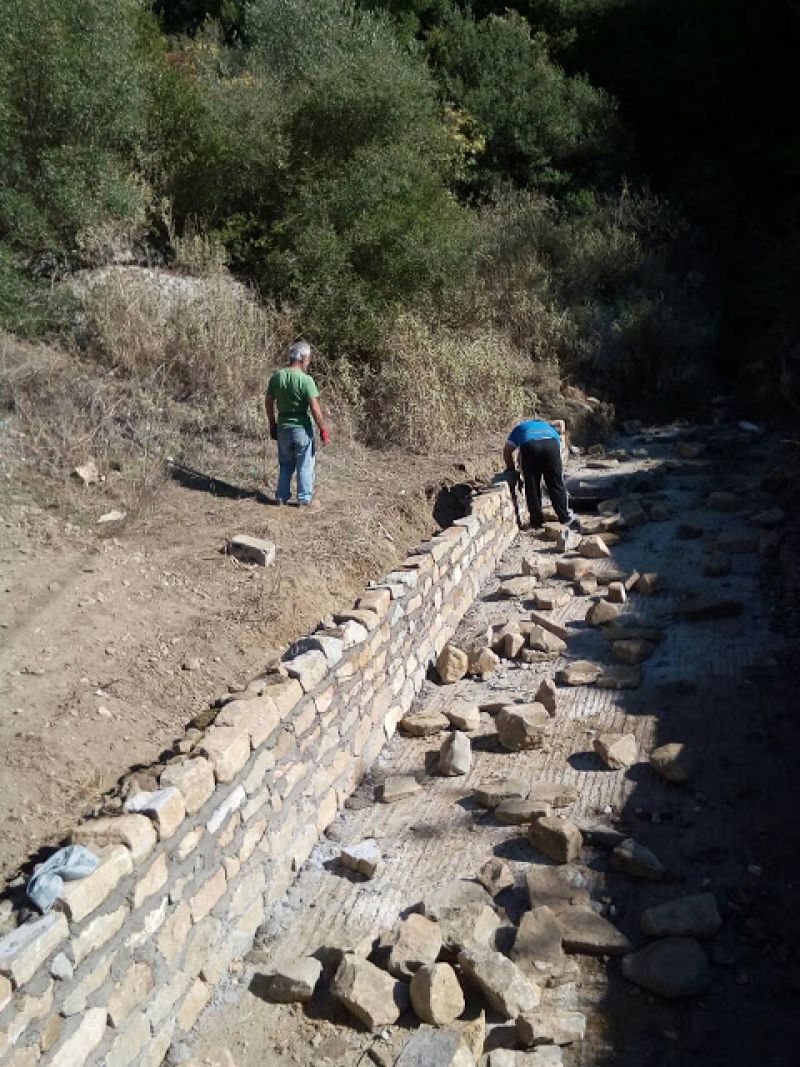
[{"x1": 276, "y1": 425, "x2": 315, "y2": 503}]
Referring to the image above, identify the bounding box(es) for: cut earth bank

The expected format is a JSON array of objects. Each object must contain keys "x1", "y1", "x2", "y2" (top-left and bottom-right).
[{"x1": 185, "y1": 421, "x2": 800, "y2": 1067}]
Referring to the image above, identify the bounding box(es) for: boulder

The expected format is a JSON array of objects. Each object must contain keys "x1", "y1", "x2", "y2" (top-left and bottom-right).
[
  {"x1": 473, "y1": 778, "x2": 529, "y2": 809},
  {"x1": 439, "y1": 732, "x2": 472, "y2": 777},
  {"x1": 532, "y1": 589, "x2": 571, "y2": 611},
  {"x1": 585, "y1": 600, "x2": 621, "y2": 627},
  {"x1": 503, "y1": 632, "x2": 526, "y2": 659},
  {"x1": 557, "y1": 661, "x2": 602, "y2": 686},
  {"x1": 410, "y1": 963, "x2": 465, "y2": 1025},
  {"x1": 641, "y1": 893, "x2": 722, "y2": 939},
  {"x1": 395, "y1": 1030, "x2": 475, "y2": 1067},
  {"x1": 526, "y1": 866, "x2": 589, "y2": 912},
  {"x1": 516, "y1": 1009, "x2": 587, "y2": 1047},
  {"x1": 511, "y1": 906, "x2": 565, "y2": 978},
  {"x1": 529, "y1": 613, "x2": 570, "y2": 641},
  {"x1": 400, "y1": 710, "x2": 450, "y2": 737},
  {"x1": 340, "y1": 839, "x2": 382, "y2": 879},
  {"x1": 612, "y1": 639, "x2": 656, "y2": 665},
  {"x1": 497, "y1": 705, "x2": 549, "y2": 751},
  {"x1": 436, "y1": 903, "x2": 502, "y2": 955},
  {"x1": 556, "y1": 559, "x2": 594, "y2": 581},
  {"x1": 438, "y1": 645, "x2": 469, "y2": 684},
  {"x1": 522, "y1": 557, "x2": 558, "y2": 580},
  {"x1": 469, "y1": 646, "x2": 501, "y2": 678},
  {"x1": 386, "y1": 914, "x2": 443, "y2": 979},
  {"x1": 611, "y1": 838, "x2": 665, "y2": 880},
  {"x1": 528, "y1": 817, "x2": 582, "y2": 864},
  {"x1": 422, "y1": 881, "x2": 495, "y2": 921},
  {"x1": 527, "y1": 627, "x2": 567, "y2": 654},
  {"x1": 593, "y1": 732, "x2": 637, "y2": 770},
  {"x1": 445, "y1": 700, "x2": 481, "y2": 732},
  {"x1": 621, "y1": 937, "x2": 711, "y2": 998},
  {"x1": 555, "y1": 907, "x2": 632, "y2": 956},
  {"x1": 607, "y1": 582, "x2": 627, "y2": 604},
  {"x1": 634, "y1": 573, "x2": 663, "y2": 596},
  {"x1": 499, "y1": 576, "x2": 538, "y2": 598},
  {"x1": 259, "y1": 956, "x2": 322, "y2": 1003},
  {"x1": 650, "y1": 742, "x2": 691, "y2": 783},
  {"x1": 534, "y1": 679, "x2": 558, "y2": 716},
  {"x1": 331, "y1": 956, "x2": 406, "y2": 1029},
  {"x1": 457, "y1": 946, "x2": 540, "y2": 1018},
  {"x1": 578, "y1": 535, "x2": 611, "y2": 559},
  {"x1": 477, "y1": 858, "x2": 515, "y2": 897}
]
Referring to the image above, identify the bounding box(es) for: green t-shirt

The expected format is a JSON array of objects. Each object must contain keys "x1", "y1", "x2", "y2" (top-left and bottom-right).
[{"x1": 266, "y1": 367, "x2": 319, "y2": 430}]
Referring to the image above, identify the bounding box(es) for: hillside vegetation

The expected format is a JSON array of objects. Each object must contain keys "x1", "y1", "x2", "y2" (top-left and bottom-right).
[{"x1": 0, "y1": 0, "x2": 796, "y2": 470}]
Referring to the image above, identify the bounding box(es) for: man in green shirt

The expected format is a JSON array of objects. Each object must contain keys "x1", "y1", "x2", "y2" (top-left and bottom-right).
[{"x1": 265, "y1": 341, "x2": 330, "y2": 506}]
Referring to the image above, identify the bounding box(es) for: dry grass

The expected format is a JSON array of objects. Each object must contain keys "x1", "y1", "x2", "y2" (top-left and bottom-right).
[{"x1": 365, "y1": 315, "x2": 531, "y2": 452}]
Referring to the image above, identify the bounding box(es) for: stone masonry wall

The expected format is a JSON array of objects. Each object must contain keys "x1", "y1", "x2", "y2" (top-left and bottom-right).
[{"x1": 0, "y1": 480, "x2": 527, "y2": 1067}]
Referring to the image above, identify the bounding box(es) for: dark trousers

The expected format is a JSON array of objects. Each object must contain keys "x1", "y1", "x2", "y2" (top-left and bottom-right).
[{"x1": 519, "y1": 437, "x2": 570, "y2": 526}]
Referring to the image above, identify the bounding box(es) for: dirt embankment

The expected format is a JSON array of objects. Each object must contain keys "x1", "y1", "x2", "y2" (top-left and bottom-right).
[{"x1": 0, "y1": 432, "x2": 500, "y2": 892}]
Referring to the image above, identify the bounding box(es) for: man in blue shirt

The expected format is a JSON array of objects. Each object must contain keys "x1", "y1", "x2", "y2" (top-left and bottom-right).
[{"x1": 503, "y1": 419, "x2": 576, "y2": 530}]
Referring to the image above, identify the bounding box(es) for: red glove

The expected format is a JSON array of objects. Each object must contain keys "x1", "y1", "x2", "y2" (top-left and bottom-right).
[{"x1": 320, "y1": 428, "x2": 330, "y2": 445}]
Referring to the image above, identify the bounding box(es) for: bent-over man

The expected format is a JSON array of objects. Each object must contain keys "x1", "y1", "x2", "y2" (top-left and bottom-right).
[
  {"x1": 265, "y1": 340, "x2": 329, "y2": 507},
  {"x1": 503, "y1": 417, "x2": 576, "y2": 530}
]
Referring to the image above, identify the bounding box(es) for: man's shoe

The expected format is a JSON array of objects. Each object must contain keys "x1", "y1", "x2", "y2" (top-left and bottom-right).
[
  {"x1": 298, "y1": 499, "x2": 321, "y2": 511},
  {"x1": 273, "y1": 496, "x2": 288, "y2": 506}
]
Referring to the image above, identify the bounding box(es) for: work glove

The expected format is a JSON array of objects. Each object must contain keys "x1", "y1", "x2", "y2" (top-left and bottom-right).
[
  {"x1": 505, "y1": 467, "x2": 520, "y2": 488},
  {"x1": 269, "y1": 424, "x2": 278, "y2": 441},
  {"x1": 320, "y1": 428, "x2": 330, "y2": 446}
]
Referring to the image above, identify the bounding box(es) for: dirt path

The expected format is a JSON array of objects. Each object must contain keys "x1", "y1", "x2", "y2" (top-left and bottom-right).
[
  {"x1": 0, "y1": 438, "x2": 496, "y2": 890},
  {"x1": 184, "y1": 423, "x2": 800, "y2": 1066}
]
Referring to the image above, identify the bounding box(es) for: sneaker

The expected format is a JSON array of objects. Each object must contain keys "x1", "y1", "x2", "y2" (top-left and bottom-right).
[
  {"x1": 273, "y1": 496, "x2": 288, "y2": 506},
  {"x1": 298, "y1": 499, "x2": 321, "y2": 511}
]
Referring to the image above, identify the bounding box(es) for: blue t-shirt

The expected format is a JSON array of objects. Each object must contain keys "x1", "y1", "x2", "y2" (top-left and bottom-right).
[{"x1": 507, "y1": 419, "x2": 560, "y2": 448}]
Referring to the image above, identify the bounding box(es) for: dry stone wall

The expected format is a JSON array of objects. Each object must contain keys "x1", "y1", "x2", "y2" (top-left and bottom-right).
[{"x1": 0, "y1": 481, "x2": 527, "y2": 1067}]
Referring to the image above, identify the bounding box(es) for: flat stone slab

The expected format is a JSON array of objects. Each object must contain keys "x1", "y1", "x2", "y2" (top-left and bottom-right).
[
  {"x1": 555, "y1": 906, "x2": 632, "y2": 956},
  {"x1": 395, "y1": 1029, "x2": 474, "y2": 1067},
  {"x1": 473, "y1": 777, "x2": 529, "y2": 809},
  {"x1": 557, "y1": 661, "x2": 602, "y2": 686},
  {"x1": 380, "y1": 776, "x2": 421, "y2": 803}
]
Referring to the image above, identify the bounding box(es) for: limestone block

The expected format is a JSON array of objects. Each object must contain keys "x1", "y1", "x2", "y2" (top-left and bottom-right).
[
  {"x1": 125, "y1": 786, "x2": 186, "y2": 839},
  {"x1": 58, "y1": 847, "x2": 133, "y2": 923},
  {"x1": 71, "y1": 815, "x2": 155, "y2": 865},
  {"x1": 0, "y1": 913, "x2": 68, "y2": 987},
  {"x1": 157, "y1": 903, "x2": 191, "y2": 965},
  {"x1": 189, "y1": 868, "x2": 227, "y2": 923},
  {"x1": 48, "y1": 1007, "x2": 107, "y2": 1067},
  {"x1": 69, "y1": 905, "x2": 127, "y2": 967},
  {"x1": 284, "y1": 650, "x2": 328, "y2": 692},
  {"x1": 132, "y1": 853, "x2": 168, "y2": 910},
  {"x1": 262, "y1": 678, "x2": 303, "y2": 716},
  {"x1": 160, "y1": 759, "x2": 215, "y2": 815},
  {"x1": 177, "y1": 978, "x2": 211, "y2": 1032},
  {"x1": 528, "y1": 817, "x2": 582, "y2": 864},
  {"x1": 198, "y1": 727, "x2": 251, "y2": 783},
  {"x1": 106, "y1": 1012, "x2": 150, "y2": 1067},
  {"x1": 108, "y1": 961, "x2": 153, "y2": 1028},
  {"x1": 215, "y1": 696, "x2": 281, "y2": 748},
  {"x1": 356, "y1": 588, "x2": 391, "y2": 616},
  {"x1": 226, "y1": 534, "x2": 275, "y2": 566},
  {"x1": 207, "y1": 785, "x2": 246, "y2": 834}
]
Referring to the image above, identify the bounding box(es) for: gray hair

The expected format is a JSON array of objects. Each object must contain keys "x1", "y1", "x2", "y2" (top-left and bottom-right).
[{"x1": 287, "y1": 340, "x2": 311, "y2": 364}]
